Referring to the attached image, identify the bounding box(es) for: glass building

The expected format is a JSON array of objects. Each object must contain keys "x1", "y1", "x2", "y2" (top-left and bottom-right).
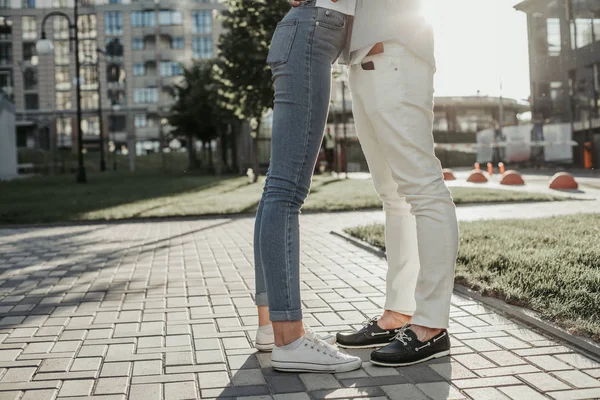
[{"x1": 515, "y1": 0, "x2": 600, "y2": 167}]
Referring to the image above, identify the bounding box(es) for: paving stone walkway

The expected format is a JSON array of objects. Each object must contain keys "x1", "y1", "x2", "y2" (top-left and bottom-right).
[{"x1": 1, "y1": 212, "x2": 600, "y2": 400}]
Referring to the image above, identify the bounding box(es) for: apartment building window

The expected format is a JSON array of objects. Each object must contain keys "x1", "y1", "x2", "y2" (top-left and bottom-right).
[
  {"x1": 132, "y1": 38, "x2": 145, "y2": 50},
  {"x1": 0, "y1": 17, "x2": 12, "y2": 40},
  {"x1": 56, "y1": 91, "x2": 72, "y2": 110},
  {"x1": 134, "y1": 87, "x2": 158, "y2": 103},
  {"x1": 55, "y1": 66, "x2": 71, "y2": 90},
  {"x1": 79, "y1": 40, "x2": 97, "y2": 63},
  {"x1": 78, "y1": 14, "x2": 97, "y2": 39},
  {"x1": 106, "y1": 37, "x2": 124, "y2": 57},
  {"x1": 53, "y1": 17, "x2": 70, "y2": 40},
  {"x1": 25, "y1": 93, "x2": 38, "y2": 110},
  {"x1": 82, "y1": 116, "x2": 100, "y2": 135},
  {"x1": 105, "y1": 11, "x2": 123, "y2": 36},
  {"x1": 131, "y1": 11, "x2": 155, "y2": 27},
  {"x1": 0, "y1": 71, "x2": 13, "y2": 100},
  {"x1": 53, "y1": 0, "x2": 71, "y2": 7},
  {"x1": 22, "y1": 0, "x2": 35, "y2": 8},
  {"x1": 56, "y1": 118, "x2": 72, "y2": 138},
  {"x1": 22, "y1": 17, "x2": 37, "y2": 40},
  {"x1": 135, "y1": 114, "x2": 147, "y2": 128},
  {"x1": 160, "y1": 61, "x2": 182, "y2": 77},
  {"x1": 193, "y1": 36, "x2": 212, "y2": 59},
  {"x1": 133, "y1": 63, "x2": 145, "y2": 76},
  {"x1": 546, "y1": 18, "x2": 561, "y2": 56},
  {"x1": 159, "y1": 11, "x2": 183, "y2": 26},
  {"x1": 0, "y1": 0, "x2": 11, "y2": 8},
  {"x1": 23, "y1": 68, "x2": 37, "y2": 90},
  {"x1": 107, "y1": 64, "x2": 124, "y2": 83},
  {"x1": 569, "y1": 1, "x2": 600, "y2": 49},
  {"x1": 109, "y1": 115, "x2": 126, "y2": 131},
  {"x1": 81, "y1": 91, "x2": 99, "y2": 109},
  {"x1": 192, "y1": 11, "x2": 212, "y2": 34},
  {"x1": 108, "y1": 89, "x2": 125, "y2": 106},
  {"x1": 571, "y1": 19, "x2": 594, "y2": 48},
  {"x1": 22, "y1": 42, "x2": 37, "y2": 63},
  {"x1": 171, "y1": 37, "x2": 184, "y2": 49},
  {"x1": 109, "y1": 0, "x2": 122, "y2": 3},
  {"x1": 0, "y1": 43, "x2": 11, "y2": 66},
  {"x1": 54, "y1": 41, "x2": 70, "y2": 65},
  {"x1": 80, "y1": 65, "x2": 98, "y2": 90}
]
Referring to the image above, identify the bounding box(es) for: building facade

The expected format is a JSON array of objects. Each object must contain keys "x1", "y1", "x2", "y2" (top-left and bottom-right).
[
  {"x1": 515, "y1": 0, "x2": 600, "y2": 167},
  {"x1": 0, "y1": 0, "x2": 223, "y2": 156},
  {"x1": 0, "y1": 89, "x2": 18, "y2": 179}
]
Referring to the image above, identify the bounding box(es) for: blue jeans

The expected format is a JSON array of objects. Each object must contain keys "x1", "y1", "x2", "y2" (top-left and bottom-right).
[{"x1": 254, "y1": 1, "x2": 348, "y2": 322}]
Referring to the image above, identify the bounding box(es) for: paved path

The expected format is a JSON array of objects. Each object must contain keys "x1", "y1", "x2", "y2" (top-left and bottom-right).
[{"x1": 1, "y1": 212, "x2": 600, "y2": 400}]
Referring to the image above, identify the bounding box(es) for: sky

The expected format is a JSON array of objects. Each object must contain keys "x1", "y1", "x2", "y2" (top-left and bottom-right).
[{"x1": 421, "y1": 0, "x2": 530, "y2": 101}]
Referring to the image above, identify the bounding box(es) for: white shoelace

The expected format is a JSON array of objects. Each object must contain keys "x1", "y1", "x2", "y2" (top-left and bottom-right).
[
  {"x1": 361, "y1": 315, "x2": 380, "y2": 329},
  {"x1": 393, "y1": 326, "x2": 413, "y2": 345},
  {"x1": 304, "y1": 329, "x2": 342, "y2": 360}
]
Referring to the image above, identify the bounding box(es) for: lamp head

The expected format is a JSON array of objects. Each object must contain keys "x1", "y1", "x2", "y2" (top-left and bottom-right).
[{"x1": 36, "y1": 38, "x2": 54, "y2": 55}]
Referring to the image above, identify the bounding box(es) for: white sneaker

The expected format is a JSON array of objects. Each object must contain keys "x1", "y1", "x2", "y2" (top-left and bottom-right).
[
  {"x1": 271, "y1": 329, "x2": 362, "y2": 373},
  {"x1": 255, "y1": 324, "x2": 336, "y2": 352}
]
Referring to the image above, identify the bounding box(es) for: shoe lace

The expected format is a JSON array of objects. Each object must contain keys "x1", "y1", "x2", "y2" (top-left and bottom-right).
[
  {"x1": 393, "y1": 325, "x2": 413, "y2": 345},
  {"x1": 361, "y1": 315, "x2": 380, "y2": 330},
  {"x1": 305, "y1": 328, "x2": 342, "y2": 359}
]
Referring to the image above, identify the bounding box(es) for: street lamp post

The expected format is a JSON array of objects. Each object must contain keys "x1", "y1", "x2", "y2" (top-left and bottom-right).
[
  {"x1": 85, "y1": 48, "x2": 107, "y2": 172},
  {"x1": 36, "y1": 1, "x2": 86, "y2": 183},
  {"x1": 97, "y1": 48, "x2": 106, "y2": 172}
]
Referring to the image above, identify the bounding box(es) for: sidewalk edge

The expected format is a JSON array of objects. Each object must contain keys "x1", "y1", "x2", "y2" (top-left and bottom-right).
[{"x1": 330, "y1": 229, "x2": 600, "y2": 363}]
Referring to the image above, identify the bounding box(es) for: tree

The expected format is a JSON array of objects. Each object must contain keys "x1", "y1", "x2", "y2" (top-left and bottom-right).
[
  {"x1": 168, "y1": 60, "x2": 223, "y2": 172},
  {"x1": 215, "y1": 0, "x2": 288, "y2": 182}
]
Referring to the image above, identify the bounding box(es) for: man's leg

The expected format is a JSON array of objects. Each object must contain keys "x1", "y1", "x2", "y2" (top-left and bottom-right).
[
  {"x1": 336, "y1": 63, "x2": 420, "y2": 349},
  {"x1": 359, "y1": 42, "x2": 458, "y2": 365}
]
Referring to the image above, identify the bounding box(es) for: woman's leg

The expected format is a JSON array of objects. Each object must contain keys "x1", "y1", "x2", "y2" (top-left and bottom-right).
[
  {"x1": 254, "y1": 178, "x2": 270, "y2": 328},
  {"x1": 258, "y1": 3, "x2": 348, "y2": 346}
]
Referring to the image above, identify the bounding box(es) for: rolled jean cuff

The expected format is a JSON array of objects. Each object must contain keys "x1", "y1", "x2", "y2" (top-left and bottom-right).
[
  {"x1": 269, "y1": 309, "x2": 303, "y2": 322},
  {"x1": 255, "y1": 293, "x2": 269, "y2": 307}
]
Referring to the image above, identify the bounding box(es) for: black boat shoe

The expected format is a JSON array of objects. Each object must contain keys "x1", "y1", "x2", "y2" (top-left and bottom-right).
[
  {"x1": 370, "y1": 325, "x2": 450, "y2": 367},
  {"x1": 336, "y1": 316, "x2": 403, "y2": 349}
]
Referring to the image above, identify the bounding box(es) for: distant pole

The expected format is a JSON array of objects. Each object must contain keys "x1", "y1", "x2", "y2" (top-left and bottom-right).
[
  {"x1": 127, "y1": 108, "x2": 135, "y2": 172},
  {"x1": 96, "y1": 49, "x2": 106, "y2": 172},
  {"x1": 155, "y1": 1, "x2": 166, "y2": 171},
  {"x1": 496, "y1": 78, "x2": 504, "y2": 164},
  {"x1": 341, "y1": 80, "x2": 348, "y2": 179}
]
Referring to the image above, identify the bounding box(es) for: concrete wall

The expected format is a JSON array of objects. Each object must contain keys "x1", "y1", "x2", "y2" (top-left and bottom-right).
[{"x1": 0, "y1": 91, "x2": 18, "y2": 180}]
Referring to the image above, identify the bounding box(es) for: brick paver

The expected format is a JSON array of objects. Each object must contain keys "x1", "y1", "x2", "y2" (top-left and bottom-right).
[{"x1": 1, "y1": 212, "x2": 599, "y2": 399}]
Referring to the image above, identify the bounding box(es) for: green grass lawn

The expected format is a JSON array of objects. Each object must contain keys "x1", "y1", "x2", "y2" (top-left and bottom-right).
[
  {"x1": 345, "y1": 214, "x2": 600, "y2": 341},
  {"x1": 0, "y1": 172, "x2": 569, "y2": 225}
]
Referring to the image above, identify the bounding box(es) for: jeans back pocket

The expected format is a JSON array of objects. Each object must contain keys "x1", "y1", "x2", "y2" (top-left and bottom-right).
[{"x1": 267, "y1": 20, "x2": 298, "y2": 67}]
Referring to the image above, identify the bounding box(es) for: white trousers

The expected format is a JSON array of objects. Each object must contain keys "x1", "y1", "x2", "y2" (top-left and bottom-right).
[{"x1": 348, "y1": 42, "x2": 459, "y2": 329}]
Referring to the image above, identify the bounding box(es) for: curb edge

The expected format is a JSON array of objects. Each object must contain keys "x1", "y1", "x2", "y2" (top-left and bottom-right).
[{"x1": 330, "y1": 229, "x2": 600, "y2": 363}]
